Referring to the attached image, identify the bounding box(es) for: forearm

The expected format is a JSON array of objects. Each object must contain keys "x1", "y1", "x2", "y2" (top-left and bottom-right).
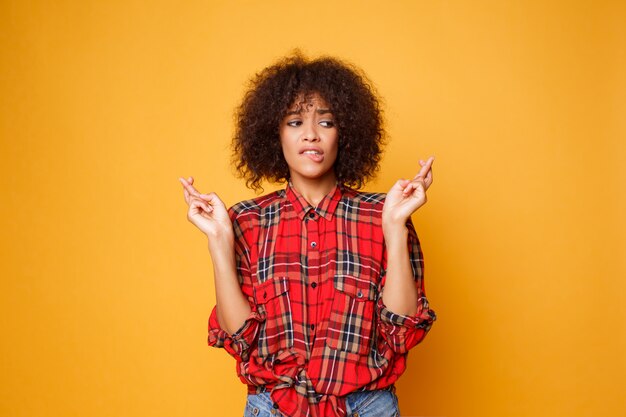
[
  {"x1": 208, "y1": 235, "x2": 252, "y2": 335},
  {"x1": 382, "y1": 222, "x2": 418, "y2": 316}
]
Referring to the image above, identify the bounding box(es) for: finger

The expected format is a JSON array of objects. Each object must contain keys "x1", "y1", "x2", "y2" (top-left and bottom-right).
[
  {"x1": 425, "y1": 165, "x2": 433, "y2": 178},
  {"x1": 197, "y1": 192, "x2": 226, "y2": 210},
  {"x1": 179, "y1": 177, "x2": 202, "y2": 197},
  {"x1": 190, "y1": 198, "x2": 212, "y2": 213},
  {"x1": 391, "y1": 178, "x2": 410, "y2": 192},
  {"x1": 198, "y1": 194, "x2": 219, "y2": 206},
  {"x1": 407, "y1": 178, "x2": 426, "y2": 193},
  {"x1": 425, "y1": 168, "x2": 433, "y2": 185},
  {"x1": 421, "y1": 156, "x2": 435, "y2": 168},
  {"x1": 414, "y1": 157, "x2": 434, "y2": 179},
  {"x1": 179, "y1": 177, "x2": 193, "y2": 189},
  {"x1": 413, "y1": 164, "x2": 428, "y2": 181},
  {"x1": 424, "y1": 161, "x2": 434, "y2": 189},
  {"x1": 179, "y1": 178, "x2": 192, "y2": 203},
  {"x1": 402, "y1": 181, "x2": 417, "y2": 195}
]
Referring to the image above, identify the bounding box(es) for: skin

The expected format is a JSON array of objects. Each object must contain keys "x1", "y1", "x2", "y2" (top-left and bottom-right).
[
  {"x1": 178, "y1": 178, "x2": 250, "y2": 334},
  {"x1": 381, "y1": 156, "x2": 434, "y2": 315},
  {"x1": 279, "y1": 94, "x2": 339, "y2": 205},
  {"x1": 179, "y1": 93, "x2": 434, "y2": 333}
]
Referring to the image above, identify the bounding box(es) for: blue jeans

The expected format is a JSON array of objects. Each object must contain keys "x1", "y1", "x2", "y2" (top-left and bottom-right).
[{"x1": 243, "y1": 388, "x2": 400, "y2": 417}]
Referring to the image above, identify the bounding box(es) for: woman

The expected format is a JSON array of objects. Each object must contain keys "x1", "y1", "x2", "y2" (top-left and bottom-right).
[{"x1": 179, "y1": 53, "x2": 436, "y2": 417}]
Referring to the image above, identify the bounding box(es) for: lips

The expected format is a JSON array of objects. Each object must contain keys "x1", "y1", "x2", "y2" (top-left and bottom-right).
[{"x1": 299, "y1": 147, "x2": 324, "y2": 162}]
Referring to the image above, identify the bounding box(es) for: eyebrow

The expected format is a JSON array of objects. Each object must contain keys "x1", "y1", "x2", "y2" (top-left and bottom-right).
[{"x1": 285, "y1": 108, "x2": 333, "y2": 116}]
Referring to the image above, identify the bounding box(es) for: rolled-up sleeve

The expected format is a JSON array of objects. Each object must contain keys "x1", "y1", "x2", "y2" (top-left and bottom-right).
[
  {"x1": 207, "y1": 209, "x2": 263, "y2": 362},
  {"x1": 376, "y1": 219, "x2": 437, "y2": 354},
  {"x1": 208, "y1": 304, "x2": 262, "y2": 361}
]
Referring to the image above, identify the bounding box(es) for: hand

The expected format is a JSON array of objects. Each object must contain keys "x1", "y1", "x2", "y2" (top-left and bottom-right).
[
  {"x1": 382, "y1": 156, "x2": 434, "y2": 226},
  {"x1": 178, "y1": 176, "x2": 233, "y2": 240}
]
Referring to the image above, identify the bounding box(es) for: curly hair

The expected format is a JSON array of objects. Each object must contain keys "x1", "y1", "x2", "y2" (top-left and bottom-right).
[{"x1": 232, "y1": 52, "x2": 386, "y2": 192}]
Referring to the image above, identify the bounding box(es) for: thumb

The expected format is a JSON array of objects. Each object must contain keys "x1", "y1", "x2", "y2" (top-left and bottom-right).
[
  {"x1": 392, "y1": 178, "x2": 410, "y2": 190},
  {"x1": 399, "y1": 179, "x2": 410, "y2": 185},
  {"x1": 199, "y1": 192, "x2": 225, "y2": 208}
]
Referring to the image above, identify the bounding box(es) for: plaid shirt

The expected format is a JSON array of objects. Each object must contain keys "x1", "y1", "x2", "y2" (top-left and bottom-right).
[{"x1": 208, "y1": 183, "x2": 436, "y2": 417}]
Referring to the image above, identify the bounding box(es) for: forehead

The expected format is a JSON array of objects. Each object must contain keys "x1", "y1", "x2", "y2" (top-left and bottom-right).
[{"x1": 287, "y1": 92, "x2": 330, "y2": 112}]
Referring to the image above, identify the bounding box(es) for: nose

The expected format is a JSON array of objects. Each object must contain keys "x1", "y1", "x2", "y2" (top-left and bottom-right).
[{"x1": 302, "y1": 121, "x2": 319, "y2": 142}]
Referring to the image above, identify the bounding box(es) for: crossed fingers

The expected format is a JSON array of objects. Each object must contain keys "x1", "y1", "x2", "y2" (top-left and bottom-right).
[
  {"x1": 179, "y1": 176, "x2": 202, "y2": 204},
  {"x1": 415, "y1": 156, "x2": 434, "y2": 189},
  {"x1": 402, "y1": 156, "x2": 435, "y2": 196},
  {"x1": 178, "y1": 176, "x2": 217, "y2": 213}
]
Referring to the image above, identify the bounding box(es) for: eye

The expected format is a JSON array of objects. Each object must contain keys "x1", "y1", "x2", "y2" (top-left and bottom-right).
[
  {"x1": 319, "y1": 120, "x2": 335, "y2": 128},
  {"x1": 286, "y1": 120, "x2": 302, "y2": 127}
]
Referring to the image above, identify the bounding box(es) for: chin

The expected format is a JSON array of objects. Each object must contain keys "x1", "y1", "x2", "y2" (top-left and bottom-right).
[{"x1": 307, "y1": 170, "x2": 332, "y2": 180}]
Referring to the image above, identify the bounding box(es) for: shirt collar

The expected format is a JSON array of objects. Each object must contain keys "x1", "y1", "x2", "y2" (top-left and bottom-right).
[{"x1": 285, "y1": 181, "x2": 342, "y2": 221}]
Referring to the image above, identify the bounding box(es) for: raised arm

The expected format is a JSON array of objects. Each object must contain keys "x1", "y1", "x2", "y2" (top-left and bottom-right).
[
  {"x1": 381, "y1": 157, "x2": 434, "y2": 316},
  {"x1": 179, "y1": 176, "x2": 251, "y2": 335}
]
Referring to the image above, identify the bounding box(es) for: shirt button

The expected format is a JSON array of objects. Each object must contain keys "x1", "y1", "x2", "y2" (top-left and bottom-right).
[
  {"x1": 310, "y1": 324, "x2": 315, "y2": 331},
  {"x1": 308, "y1": 211, "x2": 315, "y2": 219},
  {"x1": 357, "y1": 290, "x2": 363, "y2": 298},
  {"x1": 310, "y1": 241, "x2": 317, "y2": 248},
  {"x1": 310, "y1": 282, "x2": 317, "y2": 289}
]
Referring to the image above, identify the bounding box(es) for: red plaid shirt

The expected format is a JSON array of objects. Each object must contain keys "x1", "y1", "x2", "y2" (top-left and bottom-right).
[{"x1": 208, "y1": 183, "x2": 436, "y2": 417}]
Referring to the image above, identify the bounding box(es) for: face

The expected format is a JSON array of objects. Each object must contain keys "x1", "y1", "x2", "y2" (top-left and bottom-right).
[{"x1": 279, "y1": 93, "x2": 339, "y2": 188}]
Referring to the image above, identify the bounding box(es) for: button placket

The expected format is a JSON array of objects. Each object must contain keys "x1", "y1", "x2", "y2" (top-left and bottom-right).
[{"x1": 305, "y1": 208, "x2": 320, "y2": 343}]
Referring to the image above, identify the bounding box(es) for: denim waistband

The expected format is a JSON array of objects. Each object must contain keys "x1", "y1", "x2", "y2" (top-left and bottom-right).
[{"x1": 244, "y1": 386, "x2": 399, "y2": 417}]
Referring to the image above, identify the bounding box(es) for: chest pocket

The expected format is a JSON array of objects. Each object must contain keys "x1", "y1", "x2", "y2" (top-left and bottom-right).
[
  {"x1": 253, "y1": 276, "x2": 294, "y2": 358},
  {"x1": 326, "y1": 274, "x2": 377, "y2": 356}
]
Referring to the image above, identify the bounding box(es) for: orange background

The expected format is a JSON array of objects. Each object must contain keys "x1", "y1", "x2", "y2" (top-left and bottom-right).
[{"x1": 1, "y1": 1, "x2": 625, "y2": 416}]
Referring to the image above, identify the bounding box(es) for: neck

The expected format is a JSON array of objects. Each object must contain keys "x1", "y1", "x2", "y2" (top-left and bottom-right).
[{"x1": 290, "y1": 173, "x2": 337, "y2": 207}]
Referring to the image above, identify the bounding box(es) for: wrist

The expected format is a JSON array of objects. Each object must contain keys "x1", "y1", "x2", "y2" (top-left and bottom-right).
[
  {"x1": 382, "y1": 215, "x2": 408, "y2": 233},
  {"x1": 207, "y1": 229, "x2": 235, "y2": 253},
  {"x1": 382, "y1": 207, "x2": 409, "y2": 226},
  {"x1": 383, "y1": 221, "x2": 408, "y2": 247}
]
